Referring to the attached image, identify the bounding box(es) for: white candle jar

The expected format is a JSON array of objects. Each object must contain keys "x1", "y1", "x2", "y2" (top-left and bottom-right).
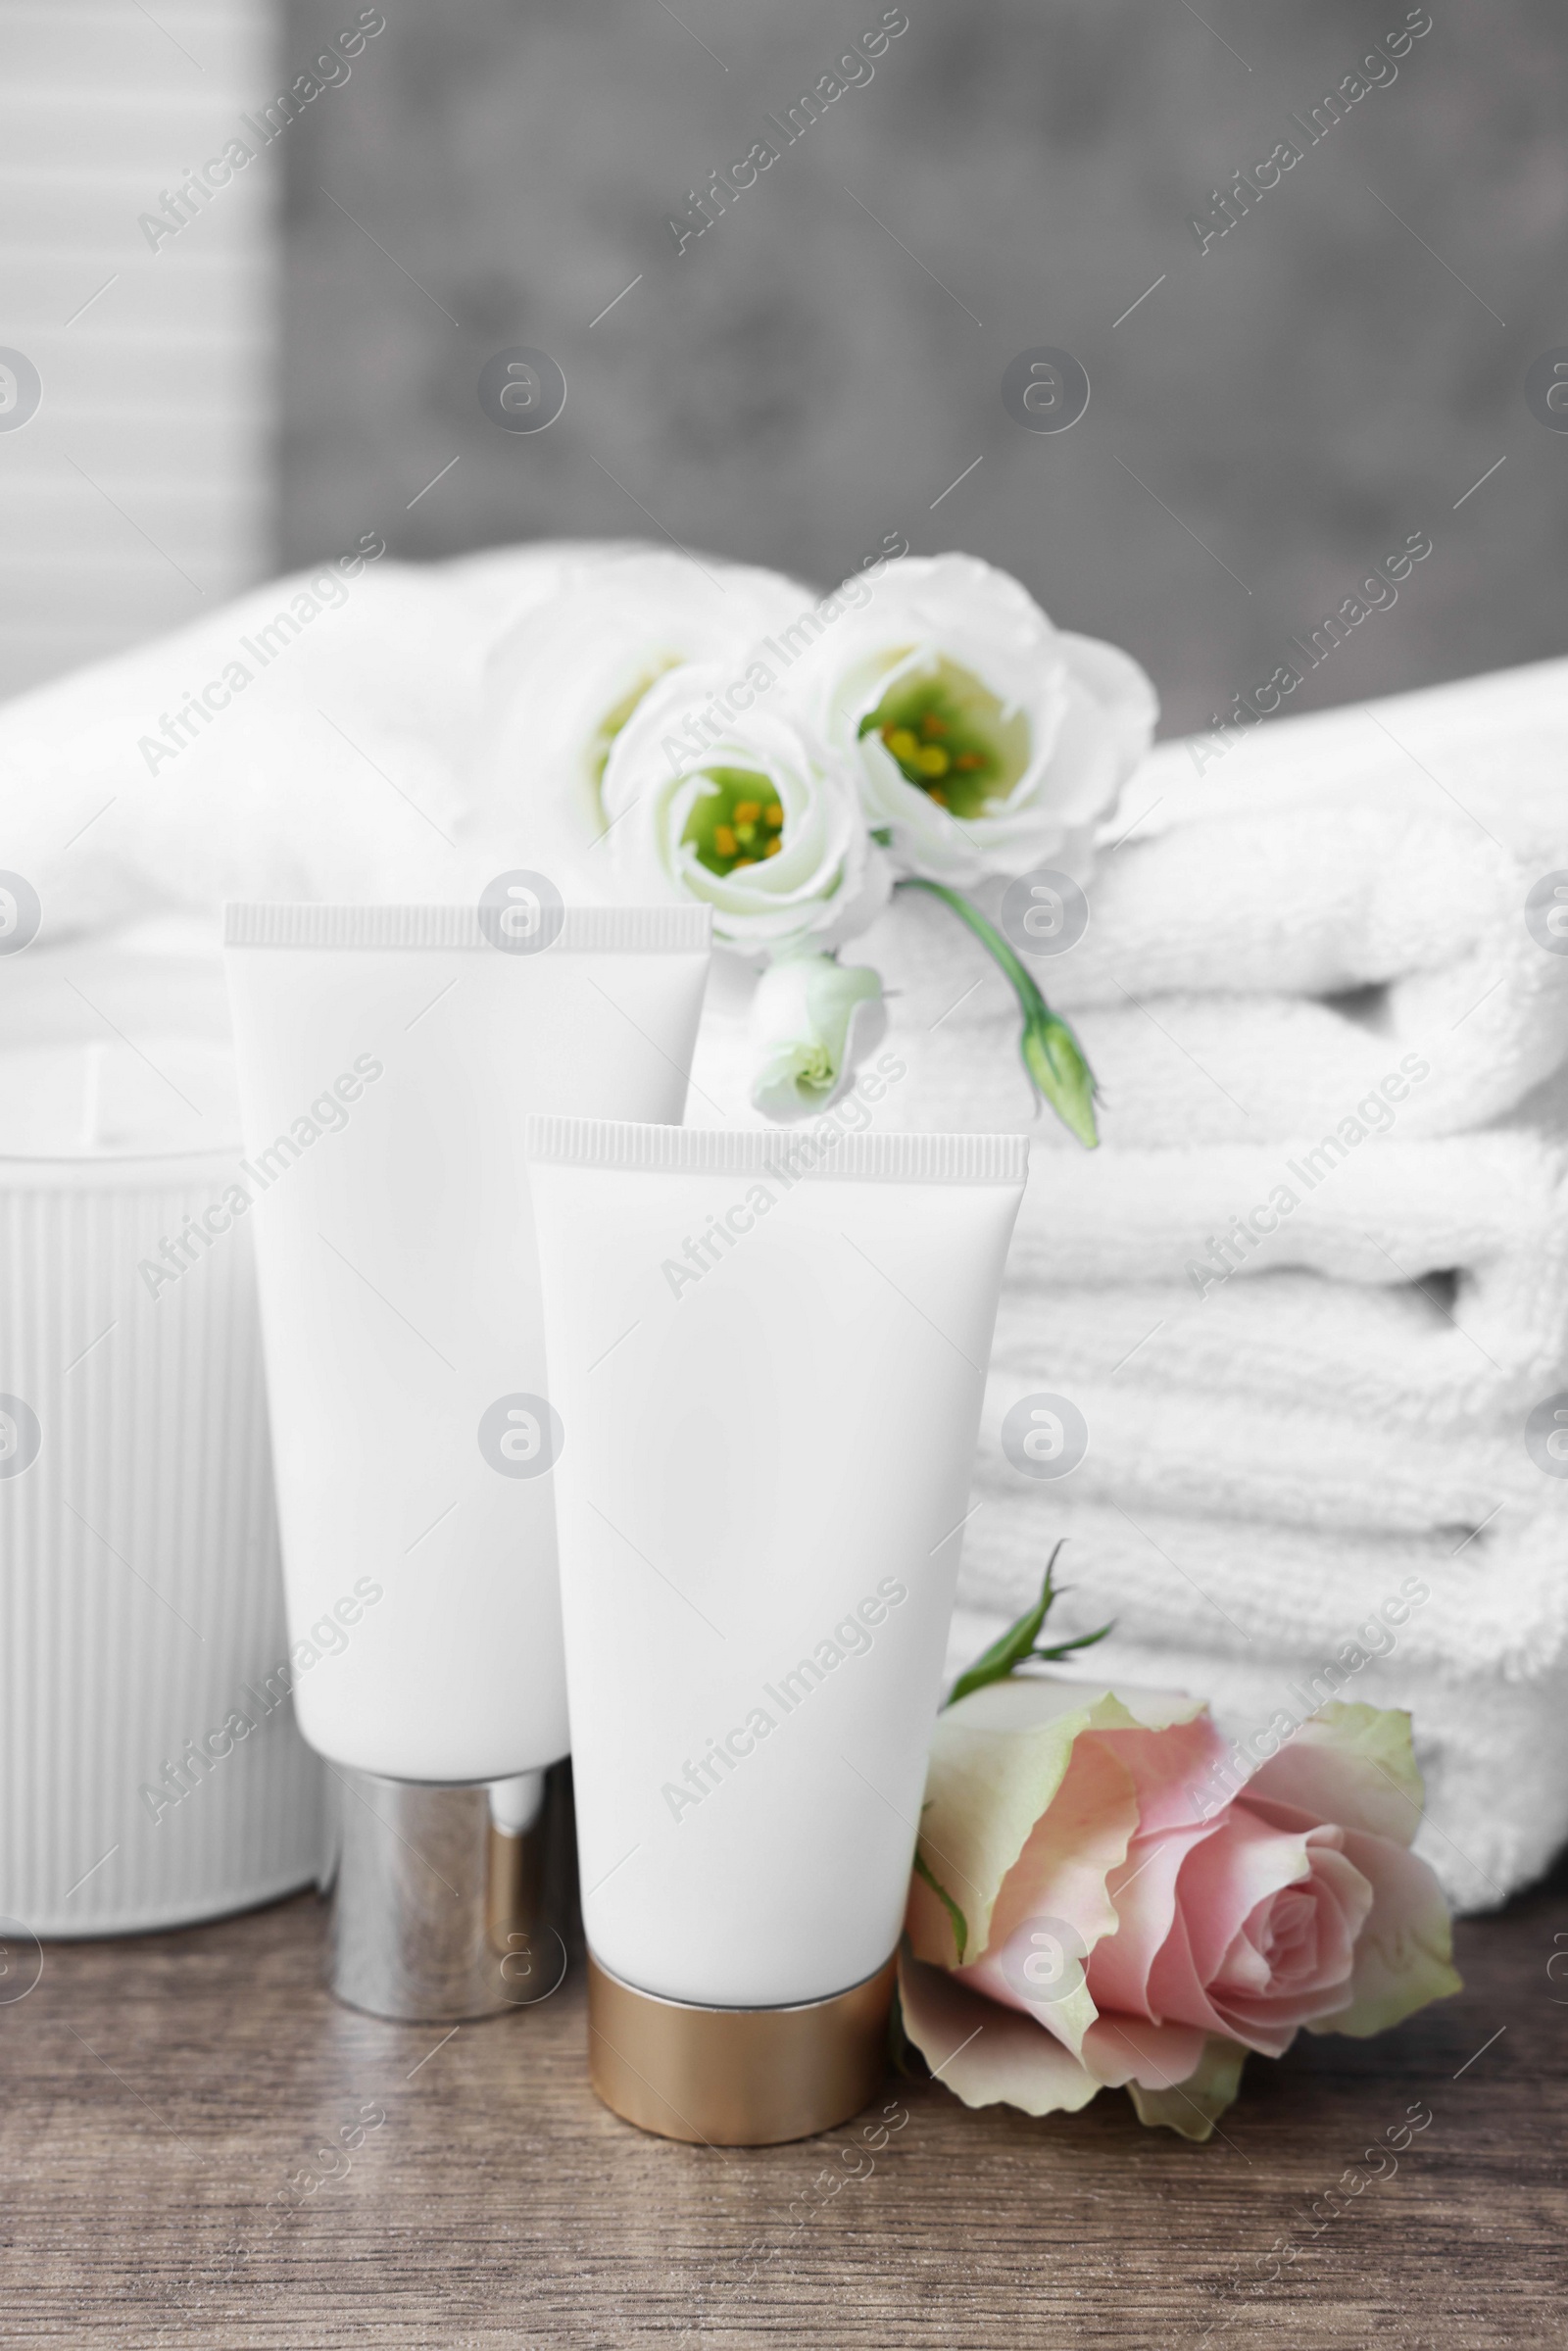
[{"x1": 0, "y1": 960, "x2": 323, "y2": 1937}]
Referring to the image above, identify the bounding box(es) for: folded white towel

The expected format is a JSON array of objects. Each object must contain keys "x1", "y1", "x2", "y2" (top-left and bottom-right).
[
  {"x1": 994, "y1": 1266, "x2": 1557, "y2": 1438},
  {"x1": 1005, "y1": 1107, "x2": 1568, "y2": 1290},
  {"x1": 989, "y1": 1114, "x2": 1568, "y2": 1434},
  {"x1": 953, "y1": 1485, "x2": 1568, "y2": 1684},
  {"x1": 976, "y1": 1368, "x2": 1542, "y2": 1541},
  {"x1": 1114, "y1": 653, "x2": 1568, "y2": 871},
  {"x1": 972, "y1": 1113, "x2": 1568, "y2": 1543},
  {"x1": 850, "y1": 884, "x2": 1568, "y2": 1147},
  {"x1": 838, "y1": 660, "x2": 1568, "y2": 1143},
  {"x1": 1067, "y1": 655, "x2": 1568, "y2": 995},
  {"x1": 944, "y1": 1607, "x2": 1568, "y2": 1913},
  {"x1": 962, "y1": 1114, "x2": 1568, "y2": 1660}
]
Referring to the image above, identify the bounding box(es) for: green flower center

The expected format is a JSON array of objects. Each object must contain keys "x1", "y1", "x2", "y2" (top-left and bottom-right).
[
  {"x1": 681, "y1": 767, "x2": 787, "y2": 877},
  {"x1": 859, "y1": 659, "x2": 1029, "y2": 822}
]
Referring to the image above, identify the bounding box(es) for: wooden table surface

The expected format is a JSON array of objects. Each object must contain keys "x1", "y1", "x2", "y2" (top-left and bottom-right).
[{"x1": 4, "y1": 1855, "x2": 1565, "y2": 2350}]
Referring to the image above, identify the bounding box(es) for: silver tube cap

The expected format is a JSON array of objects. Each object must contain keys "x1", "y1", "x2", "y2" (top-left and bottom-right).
[{"x1": 323, "y1": 1762, "x2": 566, "y2": 2021}]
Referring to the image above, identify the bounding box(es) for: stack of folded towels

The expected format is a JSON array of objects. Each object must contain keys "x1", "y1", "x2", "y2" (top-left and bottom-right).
[{"x1": 853, "y1": 659, "x2": 1568, "y2": 1911}]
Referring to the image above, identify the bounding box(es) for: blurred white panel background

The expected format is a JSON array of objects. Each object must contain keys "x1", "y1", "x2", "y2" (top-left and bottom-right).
[{"x1": 0, "y1": 0, "x2": 276, "y2": 698}]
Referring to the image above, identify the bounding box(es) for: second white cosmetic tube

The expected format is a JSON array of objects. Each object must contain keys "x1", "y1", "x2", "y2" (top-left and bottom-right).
[
  {"x1": 527, "y1": 1117, "x2": 1028, "y2": 2139},
  {"x1": 224, "y1": 903, "x2": 710, "y2": 2019}
]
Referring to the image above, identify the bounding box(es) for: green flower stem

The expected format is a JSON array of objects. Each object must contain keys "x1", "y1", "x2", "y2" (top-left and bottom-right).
[
  {"x1": 945, "y1": 1542, "x2": 1113, "y2": 1710},
  {"x1": 895, "y1": 877, "x2": 1102, "y2": 1148},
  {"x1": 911, "y1": 1849, "x2": 969, "y2": 1965}
]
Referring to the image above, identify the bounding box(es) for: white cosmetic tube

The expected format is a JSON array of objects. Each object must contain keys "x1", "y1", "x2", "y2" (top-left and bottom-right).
[
  {"x1": 223, "y1": 904, "x2": 710, "y2": 2019},
  {"x1": 526, "y1": 1117, "x2": 1028, "y2": 2141}
]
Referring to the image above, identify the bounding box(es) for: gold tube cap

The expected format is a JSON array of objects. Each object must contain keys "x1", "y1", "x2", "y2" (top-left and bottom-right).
[{"x1": 586, "y1": 1950, "x2": 897, "y2": 2146}]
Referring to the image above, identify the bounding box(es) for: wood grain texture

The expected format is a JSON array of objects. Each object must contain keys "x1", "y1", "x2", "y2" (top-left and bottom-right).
[{"x1": 3, "y1": 1861, "x2": 1565, "y2": 2349}]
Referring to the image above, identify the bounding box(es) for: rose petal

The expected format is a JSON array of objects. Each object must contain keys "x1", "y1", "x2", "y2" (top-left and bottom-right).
[
  {"x1": 1123, "y1": 2036, "x2": 1249, "y2": 2143},
  {"x1": 1142, "y1": 1893, "x2": 1267, "y2": 2049},
  {"x1": 1210, "y1": 1835, "x2": 1373, "y2": 2046},
  {"x1": 1093, "y1": 1709, "x2": 1239, "y2": 1836},
  {"x1": 1306, "y1": 1827, "x2": 1463, "y2": 2037},
  {"x1": 897, "y1": 1952, "x2": 1102, "y2": 2119},
  {"x1": 1080, "y1": 2011, "x2": 1208, "y2": 2093},
  {"x1": 908, "y1": 1681, "x2": 1178, "y2": 1972},
  {"x1": 1176, "y1": 1804, "x2": 1316, "y2": 1984},
  {"x1": 1075, "y1": 1704, "x2": 1243, "y2": 2012},
  {"x1": 964, "y1": 1731, "x2": 1140, "y2": 2055},
  {"x1": 1082, "y1": 2016, "x2": 1249, "y2": 2140},
  {"x1": 1086, "y1": 1816, "x2": 1223, "y2": 2018},
  {"x1": 1245, "y1": 1703, "x2": 1427, "y2": 1848}
]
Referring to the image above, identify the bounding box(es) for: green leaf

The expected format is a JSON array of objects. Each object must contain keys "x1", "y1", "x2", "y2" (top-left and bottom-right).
[
  {"x1": 912, "y1": 1850, "x2": 968, "y2": 1964},
  {"x1": 895, "y1": 876, "x2": 1100, "y2": 1147},
  {"x1": 945, "y1": 1542, "x2": 1113, "y2": 1709}
]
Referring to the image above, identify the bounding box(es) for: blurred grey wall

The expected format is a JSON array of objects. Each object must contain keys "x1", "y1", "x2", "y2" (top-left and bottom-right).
[{"x1": 281, "y1": 0, "x2": 1568, "y2": 734}]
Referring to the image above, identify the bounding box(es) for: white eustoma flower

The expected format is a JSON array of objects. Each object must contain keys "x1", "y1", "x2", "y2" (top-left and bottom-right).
[
  {"x1": 478, "y1": 547, "x2": 809, "y2": 883},
  {"x1": 747, "y1": 952, "x2": 883, "y2": 1119},
  {"x1": 790, "y1": 553, "x2": 1157, "y2": 886},
  {"x1": 600, "y1": 663, "x2": 891, "y2": 955}
]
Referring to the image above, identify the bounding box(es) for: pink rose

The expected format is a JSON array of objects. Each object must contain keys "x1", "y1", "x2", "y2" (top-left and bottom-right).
[{"x1": 901, "y1": 1680, "x2": 1461, "y2": 2138}]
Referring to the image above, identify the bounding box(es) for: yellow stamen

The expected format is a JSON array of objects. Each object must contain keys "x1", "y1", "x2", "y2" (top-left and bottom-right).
[
  {"x1": 764, "y1": 838, "x2": 782, "y2": 857},
  {"x1": 914, "y1": 744, "x2": 951, "y2": 777},
  {"x1": 713, "y1": 824, "x2": 737, "y2": 857},
  {"x1": 765, "y1": 803, "x2": 783, "y2": 827},
  {"x1": 733, "y1": 801, "x2": 761, "y2": 825},
  {"x1": 887, "y1": 728, "x2": 920, "y2": 761},
  {"x1": 732, "y1": 857, "x2": 756, "y2": 869}
]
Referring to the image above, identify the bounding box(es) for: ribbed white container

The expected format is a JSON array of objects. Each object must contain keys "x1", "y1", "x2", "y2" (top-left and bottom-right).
[{"x1": 0, "y1": 1146, "x2": 323, "y2": 1936}]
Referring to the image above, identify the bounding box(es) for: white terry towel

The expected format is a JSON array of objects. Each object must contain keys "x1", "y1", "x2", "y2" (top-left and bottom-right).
[
  {"x1": 994, "y1": 1267, "x2": 1557, "y2": 1440},
  {"x1": 855, "y1": 882, "x2": 1568, "y2": 1147},
  {"x1": 952, "y1": 1484, "x2": 1568, "y2": 1686},
  {"x1": 1064, "y1": 655, "x2": 1568, "y2": 1001},
  {"x1": 975, "y1": 1366, "x2": 1544, "y2": 1542},
  {"x1": 943, "y1": 1607, "x2": 1568, "y2": 1914},
  {"x1": 1112, "y1": 652, "x2": 1568, "y2": 875},
  {"x1": 973, "y1": 1115, "x2": 1568, "y2": 1538},
  {"x1": 845, "y1": 659, "x2": 1568, "y2": 1143},
  {"x1": 0, "y1": 540, "x2": 670, "y2": 942},
  {"x1": 991, "y1": 1115, "x2": 1568, "y2": 1434}
]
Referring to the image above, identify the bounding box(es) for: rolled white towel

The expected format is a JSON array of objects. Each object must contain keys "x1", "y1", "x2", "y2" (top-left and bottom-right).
[
  {"x1": 0, "y1": 545, "x2": 588, "y2": 942},
  {"x1": 0, "y1": 536, "x2": 805, "y2": 945}
]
